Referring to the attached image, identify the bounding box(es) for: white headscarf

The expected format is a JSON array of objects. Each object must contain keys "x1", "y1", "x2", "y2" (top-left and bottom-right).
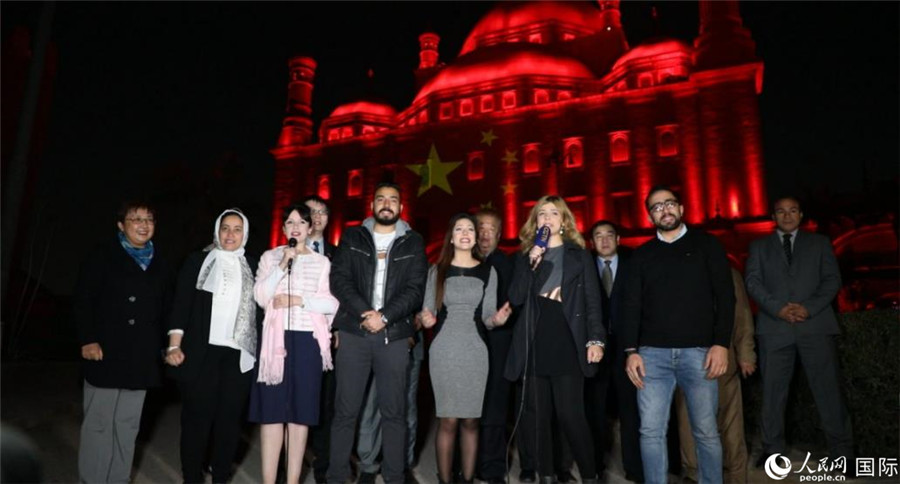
[{"x1": 196, "y1": 208, "x2": 257, "y2": 373}]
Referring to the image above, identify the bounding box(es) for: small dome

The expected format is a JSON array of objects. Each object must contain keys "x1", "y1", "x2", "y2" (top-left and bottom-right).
[
  {"x1": 329, "y1": 101, "x2": 396, "y2": 118},
  {"x1": 460, "y1": 1, "x2": 609, "y2": 56},
  {"x1": 611, "y1": 38, "x2": 691, "y2": 72},
  {"x1": 414, "y1": 44, "x2": 595, "y2": 102}
]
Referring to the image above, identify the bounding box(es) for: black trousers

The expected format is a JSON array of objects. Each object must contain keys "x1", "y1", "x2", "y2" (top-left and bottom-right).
[
  {"x1": 532, "y1": 374, "x2": 596, "y2": 479},
  {"x1": 608, "y1": 334, "x2": 643, "y2": 479},
  {"x1": 310, "y1": 343, "x2": 337, "y2": 479},
  {"x1": 584, "y1": 352, "x2": 611, "y2": 475},
  {"x1": 179, "y1": 345, "x2": 252, "y2": 483},
  {"x1": 479, "y1": 330, "x2": 514, "y2": 480}
]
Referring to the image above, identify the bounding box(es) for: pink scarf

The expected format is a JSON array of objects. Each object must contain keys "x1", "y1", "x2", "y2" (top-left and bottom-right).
[{"x1": 257, "y1": 301, "x2": 333, "y2": 385}]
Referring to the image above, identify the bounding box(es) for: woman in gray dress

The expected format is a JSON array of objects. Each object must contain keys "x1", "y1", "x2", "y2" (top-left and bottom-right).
[{"x1": 418, "y1": 213, "x2": 512, "y2": 484}]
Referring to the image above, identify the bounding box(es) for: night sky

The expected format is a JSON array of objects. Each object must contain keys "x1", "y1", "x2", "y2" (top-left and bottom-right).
[{"x1": 2, "y1": 1, "x2": 898, "y2": 296}]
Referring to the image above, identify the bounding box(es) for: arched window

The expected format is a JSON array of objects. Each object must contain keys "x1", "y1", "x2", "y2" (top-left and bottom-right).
[
  {"x1": 557, "y1": 90, "x2": 572, "y2": 101},
  {"x1": 609, "y1": 131, "x2": 630, "y2": 163},
  {"x1": 656, "y1": 125, "x2": 679, "y2": 157},
  {"x1": 347, "y1": 169, "x2": 363, "y2": 197},
  {"x1": 502, "y1": 90, "x2": 517, "y2": 109},
  {"x1": 327, "y1": 129, "x2": 340, "y2": 142},
  {"x1": 480, "y1": 94, "x2": 495, "y2": 112},
  {"x1": 523, "y1": 143, "x2": 541, "y2": 174},
  {"x1": 340, "y1": 126, "x2": 353, "y2": 139},
  {"x1": 459, "y1": 98, "x2": 474, "y2": 117},
  {"x1": 318, "y1": 175, "x2": 331, "y2": 200},
  {"x1": 533, "y1": 89, "x2": 549, "y2": 105},
  {"x1": 563, "y1": 137, "x2": 584, "y2": 168},
  {"x1": 439, "y1": 102, "x2": 453, "y2": 120}
]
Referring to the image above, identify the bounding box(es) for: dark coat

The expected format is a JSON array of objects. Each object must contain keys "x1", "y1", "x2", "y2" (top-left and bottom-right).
[
  {"x1": 329, "y1": 220, "x2": 428, "y2": 341},
  {"x1": 74, "y1": 238, "x2": 175, "y2": 389},
  {"x1": 165, "y1": 250, "x2": 260, "y2": 382},
  {"x1": 504, "y1": 242, "x2": 606, "y2": 380},
  {"x1": 745, "y1": 231, "x2": 842, "y2": 336}
]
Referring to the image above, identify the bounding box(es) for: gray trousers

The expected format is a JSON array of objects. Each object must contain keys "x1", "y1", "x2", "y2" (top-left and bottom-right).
[
  {"x1": 78, "y1": 380, "x2": 147, "y2": 484},
  {"x1": 357, "y1": 353, "x2": 421, "y2": 473},
  {"x1": 328, "y1": 332, "x2": 409, "y2": 484}
]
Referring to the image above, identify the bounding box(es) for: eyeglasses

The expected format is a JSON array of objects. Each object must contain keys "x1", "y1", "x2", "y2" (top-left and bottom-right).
[
  {"x1": 310, "y1": 209, "x2": 329, "y2": 216},
  {"x1": 649, "y1": 199, "x2": 679, "y2": 213},
  {"x1": 126, "y1": 217, "x2": 156, "y2": 225}
]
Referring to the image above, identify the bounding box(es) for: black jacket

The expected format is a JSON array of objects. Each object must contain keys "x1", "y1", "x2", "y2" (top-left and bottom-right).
[
  {"x1": 504, "y1": 242, "x2": 605, "y2": 380},
  {"x1": 330, "y1": 218, "x2": 428, "y2": 342},
  {"x1": 74, "y1": 238, "x2": 175, "y2": 389},
  {"x1": 166, "y1": 250, "x2": 260, "y2": 382}
]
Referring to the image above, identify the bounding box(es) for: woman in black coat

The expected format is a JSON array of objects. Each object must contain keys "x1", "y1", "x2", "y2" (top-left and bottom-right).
[
  {"x1": 74, "y1": 200, "x2": 174, "y2": 484},
  {"x1": 164, "y1": 209, "x2": 259, "y2": 484},
  {"x1": 505, "y1": 195, "x2": 606, "y2": 484}
]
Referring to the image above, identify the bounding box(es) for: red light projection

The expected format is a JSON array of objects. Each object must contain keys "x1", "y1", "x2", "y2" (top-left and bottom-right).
[
  {"x1": 415, "y1": 49, "x2": 594, "y2": 103},
  {"x1": 270, "y1": 0, "x2": 769, "y2": 261}
]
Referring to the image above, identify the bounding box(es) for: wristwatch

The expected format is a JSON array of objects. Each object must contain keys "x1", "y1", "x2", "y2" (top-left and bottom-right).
[
  {"x1": 624, "y1": 348, "x2": 638, "y2": 356},
  {"x1": 381, "y1": 314, "x2": 389, "y2": 325}
]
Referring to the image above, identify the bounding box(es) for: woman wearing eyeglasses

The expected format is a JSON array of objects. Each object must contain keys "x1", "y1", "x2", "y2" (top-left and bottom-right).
[
  {"x1": 249, "y1": 203, "x2": 339, "y2": 484},
  {"x1": 74, "y1": 200, "x2": 175, "y2": 484},
  {"x1": 505, "y1": 195, "x2": 606, "y2": 484},
  {"x1": 165, "y1": 208, "x2": 259, "y2": 483}
]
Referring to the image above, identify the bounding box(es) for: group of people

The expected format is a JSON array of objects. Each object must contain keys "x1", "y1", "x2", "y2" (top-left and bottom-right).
[{"x1": 75, "y1": 183, "x2": 854, "y2": 484}]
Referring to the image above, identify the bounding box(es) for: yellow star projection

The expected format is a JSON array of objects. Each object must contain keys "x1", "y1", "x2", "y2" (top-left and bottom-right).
[
  {"x1": 480, "y1": 129, "x2": 498, "y2": 146},
  {"x1": 406, "y1": 144, "x2": 462, "y2": 196},
  {"x1": 502, "y1": 149, "x2": 519, "y2": 165}
]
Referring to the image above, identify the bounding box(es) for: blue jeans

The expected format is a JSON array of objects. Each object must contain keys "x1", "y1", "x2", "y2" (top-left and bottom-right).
[{"x1": 637, "y1": 347, "x2": 722, "y2": 484}]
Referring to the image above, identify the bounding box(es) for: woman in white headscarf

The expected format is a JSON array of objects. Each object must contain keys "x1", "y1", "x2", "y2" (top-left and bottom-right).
[{"x1": 165, "y1": 208, "x2": 259, "y2": 484}]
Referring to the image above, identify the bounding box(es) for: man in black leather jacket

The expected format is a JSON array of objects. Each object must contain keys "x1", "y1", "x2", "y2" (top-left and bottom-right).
[{"x1": 327, "y1": 182, "x2": 428, "y2": 484}]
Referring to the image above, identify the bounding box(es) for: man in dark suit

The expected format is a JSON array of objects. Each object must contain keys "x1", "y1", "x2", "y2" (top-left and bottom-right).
[
  {"x1": 303, "y1": 195, "x2": 336, "y2": 259},
  {"x1": 475, "y1": 208, "x2": 517, "y2": 484},
  {"x1": 588, "y1": 220, "x2": 643, "y2": 483},
  {"x1": 745, "y1": 196, "x2": 854, "y2": 467},
  {"x1": 303, "y1": 194, "x2": 337, "y2": 484}
]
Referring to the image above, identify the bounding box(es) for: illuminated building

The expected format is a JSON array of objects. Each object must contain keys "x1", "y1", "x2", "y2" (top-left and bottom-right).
[{"x1": 269, "y1": 0, "x2": 768, "y2": 255}]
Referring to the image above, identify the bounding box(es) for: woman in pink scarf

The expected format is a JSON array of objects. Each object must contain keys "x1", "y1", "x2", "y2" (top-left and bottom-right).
[{"x1": 248, "y1": 203, "x2": 338, "y2": 484}]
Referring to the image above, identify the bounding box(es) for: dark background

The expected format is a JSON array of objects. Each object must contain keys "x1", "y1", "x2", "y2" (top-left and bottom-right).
[{"x1": 2, "y1": 1, "x2": 898, "y2": 297}]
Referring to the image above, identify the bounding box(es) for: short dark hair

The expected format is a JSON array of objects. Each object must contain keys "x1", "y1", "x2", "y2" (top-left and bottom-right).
[
  {"x1": 117, "y1": 200, "x2": 156, "y2": 223},
  {"x1": 281, "y1": 203, "x2": 312, "y2": 225},
  {"x1": 772, "y1": 196, "x2": 802, "y2": 213},
  {"x1": 374, "y1": 181, "x2": 401, "y2": 197},
  {"x1": 301, "y1": 195, "x2": 329, "y2": 211},
  {"x1": 644, "y1": 185, "x2": 679, "y2": 211},
  {"x1": 589, "y1": 220, "x2": 619, "y2": 236},
  {"x1": 475, "y1": 207, "x2": 502, "y2": 224}
]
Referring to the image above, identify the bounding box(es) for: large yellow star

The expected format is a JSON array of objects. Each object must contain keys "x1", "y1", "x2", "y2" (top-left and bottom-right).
[
  {"x1": 501, "y1": 149, "x2": 519, "y2": 165},
  {"x1": 406, "y1": 144, "x2": 462, "y2": 196},
  {"x1": 480, "y1": 129, "x2": 499, "y2": 146},
  {"x1": 501, "y1": 183, "x2": 517, "y2": 195}
]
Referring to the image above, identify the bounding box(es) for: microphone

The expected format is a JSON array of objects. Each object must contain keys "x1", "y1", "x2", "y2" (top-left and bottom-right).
[
  {"x1": 287, "y1": 237, "x2": 298, "y2": 272},
  {"x1": 531, "y1": 225, "x2": 551, "y2": 271}
]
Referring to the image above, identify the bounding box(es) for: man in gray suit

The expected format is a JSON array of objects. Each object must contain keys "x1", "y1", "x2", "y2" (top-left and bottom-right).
[{"x1": 745, "y1": 196, "x2": 854, "y2": 467}]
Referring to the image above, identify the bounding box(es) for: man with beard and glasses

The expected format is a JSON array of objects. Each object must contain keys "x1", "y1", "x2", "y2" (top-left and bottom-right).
[
  {"x1": 621, "y1": 186, "x2": 735, "y2": 484},
  {"x1": 327, "y1": 182, "x2": 428, "y2": 484}
]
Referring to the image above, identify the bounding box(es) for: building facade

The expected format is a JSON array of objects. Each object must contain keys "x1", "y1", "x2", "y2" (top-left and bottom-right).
[{"x1": 270, "y1": 0, "x2": 767, "y2": 255}]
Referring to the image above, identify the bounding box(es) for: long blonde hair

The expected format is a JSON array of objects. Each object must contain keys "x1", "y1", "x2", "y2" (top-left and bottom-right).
[{"x1": 518, "y1": 195, "x2": 585, "y2": 253}]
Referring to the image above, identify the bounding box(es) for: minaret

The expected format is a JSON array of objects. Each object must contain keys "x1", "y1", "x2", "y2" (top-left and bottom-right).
[
  {"x1": 584, "y1": 0, "x2": 628, "y2": 73},
  {"x1": 414, "y1": 32, "x2": 442, "y2": 90},
  {"x1": 277, "y1": 56, "x2": 316, "y2": 146},
  {"x1": 694, "y1": 0, "x2": 756, "y2": 70}
]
